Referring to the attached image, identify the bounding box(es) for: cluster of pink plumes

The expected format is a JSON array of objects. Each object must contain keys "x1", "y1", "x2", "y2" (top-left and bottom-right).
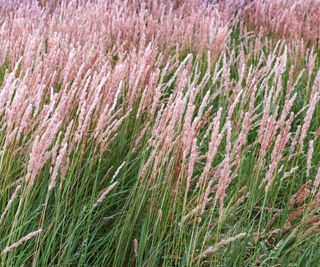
[
  {"x1": 0, "y1": 0, "x2": 228, "y2": 188},
  {"x1": 0, "y1": 0, "x2": 319, "y2": 230}
]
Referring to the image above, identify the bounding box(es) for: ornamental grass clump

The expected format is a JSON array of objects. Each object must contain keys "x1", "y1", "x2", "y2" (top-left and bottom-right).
[{"x1": 0, "y1": 0, "x2": 319, "y2": 266}]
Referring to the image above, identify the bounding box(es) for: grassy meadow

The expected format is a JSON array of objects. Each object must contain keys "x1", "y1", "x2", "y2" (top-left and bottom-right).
[{"x1": 0, "y1": 0, "x2": 319, "y2": 266}]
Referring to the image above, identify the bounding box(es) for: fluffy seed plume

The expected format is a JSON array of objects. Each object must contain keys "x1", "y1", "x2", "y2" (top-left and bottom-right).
[
  {"x1": 2, "y1": 229, "x2": 42, "y2": 254},
  {"x1": 196, "y1": 233, "x2": 247, "y2": 260}
]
